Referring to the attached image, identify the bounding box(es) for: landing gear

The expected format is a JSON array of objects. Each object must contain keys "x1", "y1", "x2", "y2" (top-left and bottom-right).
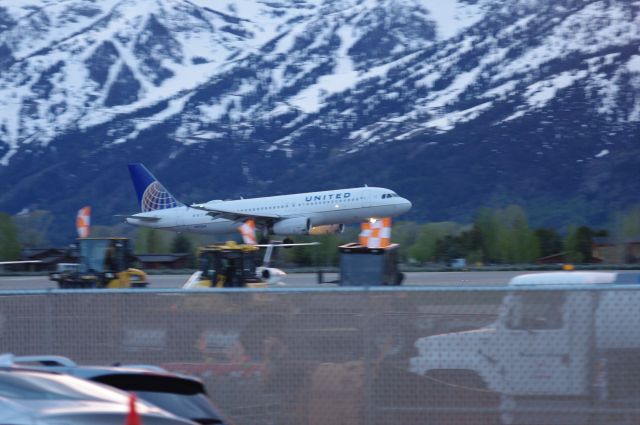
[{"x1": 259, "y1": 228, "x2": 270, "y2": 245}]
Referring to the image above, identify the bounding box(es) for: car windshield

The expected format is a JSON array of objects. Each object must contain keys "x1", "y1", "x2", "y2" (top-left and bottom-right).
[{"x1": 0, "y1": 371, "x2": 129, "y2": 403}]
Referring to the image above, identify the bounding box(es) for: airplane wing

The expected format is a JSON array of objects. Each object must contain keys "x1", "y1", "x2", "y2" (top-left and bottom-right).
[
  {"x1": 190, "y1": 203, "x2": 282, "y2": 222},
  {"x1": 114, "y1": 214, "x2": 161, "y2": 222},
  {"x1": 0, "y1": 261, "x2": 42, "y2": 265},
  {"x1": 255, "y1": 242, "x2": 321, "y2": 247}
]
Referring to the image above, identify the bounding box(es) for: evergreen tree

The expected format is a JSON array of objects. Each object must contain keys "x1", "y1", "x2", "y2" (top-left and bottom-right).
[
  {"x1": 475, "y1": 205, "x2": 539, "y2": 264},
  {"x1": 408, "y1": 222, "x2": 458, "y2": 263},
  {"x1": 474, "y1": 208, "x2": 501, "y2": 263},
  {"x1": 317, "y1": 234, "x2": 341, "y2": 266},
  {"x1": 535, "y1": 228, "x2": 564, "y2": 257},
  {"x1": 171, "y1": 233, "x2": 193, "y2": 253},
  {"x1": 502, "y1": 205, "x2": 539, "y2": 263},
  {"x1": 575, "y1": 226, "x2": 594, "y2": 262},
  {"x1": 565, "y1": 225, "x2": 594, "y2": 263},
  {"x1": 135, "y1": 228, "x2": 169, "y2": 254},
  {"x1": 281, "y1": 236, "x2": 318, "y2": 267},
  {"x1": 434, "y1": 235, "x2": 465, "y2": 263},
  {"x1": 0, "y1": 213, "x2": 21, "y2": 260},
  {"x1": 286, "y1": 243, "x2": 315, "y2": 267},
  {"x1": 392, "y1": 221, "x2": 421, "y2": 262},
  {"x1": 458, "y1": 226, "x2": 483, "y2": 264},
  {"x1": 147, "y1": 229, "x2": 168, "y2": 254}
]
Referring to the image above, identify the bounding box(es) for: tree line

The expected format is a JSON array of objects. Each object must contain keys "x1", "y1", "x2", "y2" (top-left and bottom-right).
[
  {"x1": 2, "y1": 205, "x2": 640, "y2": 266},
  {"x1": 281, "y1": 204, "x2": 639, "y2": 266}
]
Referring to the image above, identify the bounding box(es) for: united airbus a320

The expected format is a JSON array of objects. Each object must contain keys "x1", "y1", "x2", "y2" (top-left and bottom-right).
[{"x1": 124, "y1": 163, "x2": 411, "y2": 237}]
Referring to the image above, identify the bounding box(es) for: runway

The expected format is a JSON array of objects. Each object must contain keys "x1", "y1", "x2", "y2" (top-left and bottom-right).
[{"x1": 0, "y1": 270, "x2": 633, "y2": 290}]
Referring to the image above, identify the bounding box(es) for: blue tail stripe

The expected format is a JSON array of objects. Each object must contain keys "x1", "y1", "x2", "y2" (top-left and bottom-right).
[{"x1": 128, "y1": 163, "x2": 181, "y2": 212}]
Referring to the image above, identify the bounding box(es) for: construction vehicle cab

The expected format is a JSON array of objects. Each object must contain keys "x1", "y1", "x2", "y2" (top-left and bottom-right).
[
  {"x1": 187, "y1": 241, "x2": 265, "y2": 288},
  {"x1": 49, "y1": 238, "x2": 148, "y2": 289}
]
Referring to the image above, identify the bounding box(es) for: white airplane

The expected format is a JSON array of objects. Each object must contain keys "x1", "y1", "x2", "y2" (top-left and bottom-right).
[{"x1": 124, "y1": 163, "x2": 411, "y2": 237}]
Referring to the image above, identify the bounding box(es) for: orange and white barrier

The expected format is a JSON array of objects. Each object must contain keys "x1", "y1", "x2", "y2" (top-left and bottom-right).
[
  {"x1": 359, "y1": 218, "x2": 391, "y2": 248},
  {"x1": 238, "y1": 219, "x2": 257, "y2": 245},
  {"x1": 76, "y1": 206, "x2": 91, "y2": 238}
]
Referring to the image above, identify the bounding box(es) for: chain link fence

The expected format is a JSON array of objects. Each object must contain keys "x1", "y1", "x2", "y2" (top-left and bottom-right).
[{"x1": 1, "y1": 286, "x2": 639, "y2": 425}]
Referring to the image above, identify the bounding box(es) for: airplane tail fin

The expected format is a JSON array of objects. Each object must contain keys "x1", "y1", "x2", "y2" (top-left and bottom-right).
[{"x1": 128, "y1": 163, "x2": 183, "y2": 212}]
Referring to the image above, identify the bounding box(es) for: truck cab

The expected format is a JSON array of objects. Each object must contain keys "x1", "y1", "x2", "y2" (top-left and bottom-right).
[{"x1": 409, "y1": 272, "x2": 640, "y2": 425}]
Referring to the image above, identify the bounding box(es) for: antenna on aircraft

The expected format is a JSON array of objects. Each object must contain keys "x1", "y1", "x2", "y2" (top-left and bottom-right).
[{"x1": 364, "y1": 184, "x2": 368, "y2": 187}]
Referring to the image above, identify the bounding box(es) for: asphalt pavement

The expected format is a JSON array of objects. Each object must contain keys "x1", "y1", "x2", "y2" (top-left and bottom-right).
[{"x1": 0, "y1": 270, "x2": 601, "y2": 290}]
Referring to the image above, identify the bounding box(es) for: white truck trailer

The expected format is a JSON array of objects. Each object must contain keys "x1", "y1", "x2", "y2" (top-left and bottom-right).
[{"x1": 409, "y1": 271, "x2": 640, "y2": 425}]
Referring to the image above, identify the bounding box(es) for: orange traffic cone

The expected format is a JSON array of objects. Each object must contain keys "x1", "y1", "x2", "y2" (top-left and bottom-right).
[{"x1": 125, "y1": 393, "x2": 142, "y2": 425}]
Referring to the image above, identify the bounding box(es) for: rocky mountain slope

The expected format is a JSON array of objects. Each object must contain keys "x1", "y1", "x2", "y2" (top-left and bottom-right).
[{"x1": 0, "y1": 0, "x2": 638, "y2": 242}]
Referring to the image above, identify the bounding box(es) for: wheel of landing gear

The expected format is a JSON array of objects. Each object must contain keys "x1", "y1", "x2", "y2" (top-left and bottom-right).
[{"x1": 283, "y1": 237, "x2": 294, "y2": 245}]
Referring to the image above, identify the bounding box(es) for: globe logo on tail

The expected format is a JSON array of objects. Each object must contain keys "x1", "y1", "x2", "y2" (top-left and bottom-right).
[{"x1": 141, "y1": 181, "x2": 178, "y2": 212}]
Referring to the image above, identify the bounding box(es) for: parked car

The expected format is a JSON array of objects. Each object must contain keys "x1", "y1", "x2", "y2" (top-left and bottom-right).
[
  {"x1": 0, "y1": 366, "x2": 196, "y2": 425},
  {"x1": 10, "y1": 354, "x2": 228, "y2": 425}
]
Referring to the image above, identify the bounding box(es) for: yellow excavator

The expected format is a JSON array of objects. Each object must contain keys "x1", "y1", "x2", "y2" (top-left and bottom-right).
[{"x1": 49, "y1": 237, "x2": 148, "y2": 289}]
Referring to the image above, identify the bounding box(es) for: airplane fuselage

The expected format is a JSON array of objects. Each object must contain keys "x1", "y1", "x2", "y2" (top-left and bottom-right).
[{"x1": 127, "y1": 186, "x2": 411, "y2": 235}]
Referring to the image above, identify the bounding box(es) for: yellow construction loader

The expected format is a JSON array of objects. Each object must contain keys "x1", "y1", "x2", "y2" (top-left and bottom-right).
[
  {"x1": 184, "y1": 241, "x2": 266, "y2": 288},
  {"x1": 49, "y1": 237, "x2": 148, "y2": 289}
]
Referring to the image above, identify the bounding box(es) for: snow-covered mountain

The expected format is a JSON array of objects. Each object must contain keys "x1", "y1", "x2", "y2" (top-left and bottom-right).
[{"x1": 0, "y1": 0, "x2": 639, "y2": 242}]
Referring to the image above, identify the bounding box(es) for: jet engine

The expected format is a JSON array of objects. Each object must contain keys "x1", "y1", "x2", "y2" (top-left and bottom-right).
[
  {"x1": 272, "y1": 217, "x2": 311, "y2": 235},
  {"x1": 309, "y1": 224, "x2": 345, "y2": 235}
]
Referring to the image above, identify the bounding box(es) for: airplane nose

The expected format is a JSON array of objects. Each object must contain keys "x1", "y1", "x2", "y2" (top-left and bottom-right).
[{"x1": 398, "y1": 198, "x2": 412, "y2": 213}]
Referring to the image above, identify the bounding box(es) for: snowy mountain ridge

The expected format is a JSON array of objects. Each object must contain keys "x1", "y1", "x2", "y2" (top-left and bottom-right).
[
  {"x1": 4, "y1": 0, "x2": 637, "y2": 162},
  {"x1": 0, "y1": 0, "x2": 639, "y2": 242}
]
